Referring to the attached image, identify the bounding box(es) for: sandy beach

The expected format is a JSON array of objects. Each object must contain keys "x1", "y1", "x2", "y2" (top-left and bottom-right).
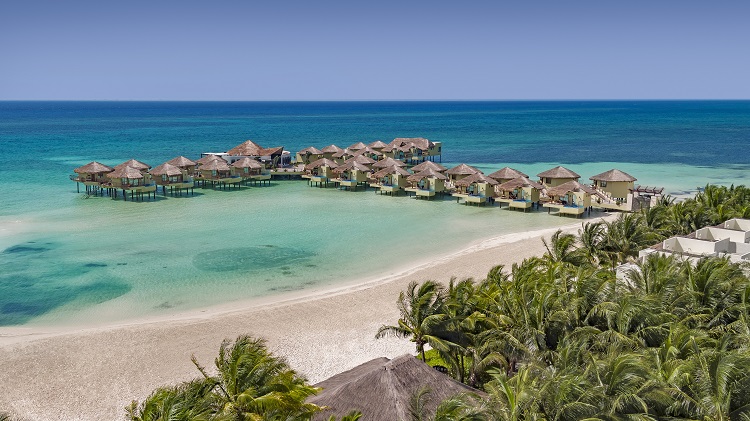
[{"x1": 0, "y1": 218, "x2": 608, "y2": 421}]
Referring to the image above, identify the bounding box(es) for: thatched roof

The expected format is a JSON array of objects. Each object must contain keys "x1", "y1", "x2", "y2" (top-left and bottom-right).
[
  {"x1": 411, "y1": 161, "x2": 447, "y2": 172},
  {"x1": 309, "y1": 355, "x2": 481, "y2": 421},
  {"x1": 372, "y1": 165, "x2": 411, "y2": 178},
  {"x1": 227, "y1": 140, "x2": 283, "y2": 157},
  {"x1": 332, "y1": 149, "x2": 354, "y2": 159},
  {"x1": 200, "y1": 160, "x2": 231, "y2": 171},
  {"x1": 115, "y1": 159, "x2": 150, "y2": 171},
  {"x1": 195, "y1": 155, "x2": 227, "y2": 165},
  {"x1": 74, "y1": 161, "x2": 114, "y2": 174},
  {"x1": 353, "y1": 146, "x2": 383, "y2": 157},
  {"x1": 166, "y1": 156, "x2": 197, "y2": 168},
  {"x1": 408, "y1": 168, "x2": 448, "y2": 182},
  {"x1": 546, "y1": 180, "x2": 596, "y2": 196},
  {"x1": 334, "y1": 161, "x2": 372, "y2": 173},
  {"x1": 389, "y1": 137, "x2": 434, "y2": 151},
  {"x1": 348, "y1": 141, "x2": 367, "y2": 150},
  {"x1": 321, "y1": 144, "x2": 344, "y2": 154},
  {"x1": 297, "y1": 146, "x2": 324, "y2": 155},
  {"x1": 107, "y1": 166, "x2": 143, "y2": 179},
  {"x1": 150, "y1": 162, "x2": 183, "y2": 177},
  {"x1": 368, "y1": 140, "x2": 388, "y2": 149},
  {"x1": 455, "y1": 172, "x2": 498, "y2": 187},
  {"x1": 497, "y1": 176, "x2": 545, "y2": 191},
  {"x1": 345, "y1": 155, "x2": 376, "y2": 165},
  {"x1": 537, "y1": 166, "x2": 580, "y2": 179},
  {"x1": 487, "y1": 167, "x2": 528, "y2": 181},
  {"x1": 305, "y1": 158, "x2": 340, "y2": 170},
  {"x1": 371, "y1": 157, "x2": 407, "y2": 169},
  {"x1": 446, "y1": 163, "x2": 481, "y2": 176},
  {"x1": 589, "y1": 169, "x2": 637, "y2": 182},
  {"x1": 231, "y1": 157, "x2": 263, "y2": 169}
]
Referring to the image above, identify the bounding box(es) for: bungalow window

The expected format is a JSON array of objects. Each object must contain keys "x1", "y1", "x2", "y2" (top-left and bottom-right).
[{"x1": 600, "y1": 181, "x2": 608, "y2": 187}]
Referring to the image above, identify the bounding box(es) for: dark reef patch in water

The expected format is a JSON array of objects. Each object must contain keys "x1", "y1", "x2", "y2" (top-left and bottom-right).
[
  {"x1": 192, "y1": 246, "x2": 313, "y2": 273},
  {"x1": 84, "y1": 263, "x2": 108, "y2": 268},
  {"x1": 2, "y1": 242, "x2": 55, "y2": 255}
]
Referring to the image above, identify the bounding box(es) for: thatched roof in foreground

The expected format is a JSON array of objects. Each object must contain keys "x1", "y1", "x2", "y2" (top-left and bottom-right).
[
  {"x1": 74, "y1": 161, "x2": 114, "y2": 174},
  {"x1": 231, "y1": 157, "x2": 263, "y2": 169},
  {"x1": 455, "y1": 172, "x2": 498, "y2": 187},
  {"x1": 408, "y1": 168, "x2": 448, "y2": 182},
  {"x1": 589, "y1": 169, "x2": 637, "y2": 182},
  {"x1": 305, "y1": 158, "x2": 340, "y2": 170},
  {"x1": 537, "y1": 166, "x2": 580, "y2": 179},
  {"x1": 487, "y1": 166, "x2": 528, "y2": 181},
  {"x1": 371, "y1": 157, "x2": 407, "y2": 169},
  {"x1": 107, "y1": 166, "x2": 143, "y2": 179},
  {"x1": 166, "y1": 156, "x2": 197, "y2": 168},
  {"x1": 497, "y1": 176, "x2": 545, "y2": 191},
  {"x1": 411, "y1": 161, "x2": 447, "y2": 172},
  {"x1": 546, "y1": 180, "x2": 596, "y2": 196},
  {"x1": 446, "y1": 163, "x2": 481, "y2": 176},
  {"x1": 309, "y1": 355, "x2": 482, "y2": 421},
  {"x1": 150, "y1": 163, "x2": 183, "y2": 177},
  {"x1": 115, "y1": 159, "x2": 150, "y2": 171}
]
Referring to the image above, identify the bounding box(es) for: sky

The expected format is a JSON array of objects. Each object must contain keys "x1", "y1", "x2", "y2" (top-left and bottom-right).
[{"x1": 1, "y1": 0, "x2": 749, "y2": 100}]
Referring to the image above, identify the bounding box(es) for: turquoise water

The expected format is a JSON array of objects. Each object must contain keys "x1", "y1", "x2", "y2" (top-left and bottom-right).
[{"x1": 1, "y1": 101, "x2": 749, "y2": 326}]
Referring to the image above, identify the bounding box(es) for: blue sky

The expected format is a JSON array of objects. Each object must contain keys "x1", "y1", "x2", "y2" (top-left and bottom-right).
[{"x1": 1, "y1": 0, "x2": 748, "y2": 100}]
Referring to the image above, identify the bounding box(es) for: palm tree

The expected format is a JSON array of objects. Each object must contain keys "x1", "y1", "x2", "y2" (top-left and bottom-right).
[
  {"x1": 126, "y1": 379, "x2": 214, "y2": 421},
  {"x1": 327, "y1": 411, "x2": 363, "y2": 421},
  {"x1": 376, "y1": 280, "x2": 446, "y2": 362},
  {"x1": 542, "y1": 230, "x2": 585, "y2": 267}
]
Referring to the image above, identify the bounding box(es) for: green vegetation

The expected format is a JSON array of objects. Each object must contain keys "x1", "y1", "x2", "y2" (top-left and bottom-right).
[{"x1": 378, "y1": 185, "x2": 750, "y2": 419}]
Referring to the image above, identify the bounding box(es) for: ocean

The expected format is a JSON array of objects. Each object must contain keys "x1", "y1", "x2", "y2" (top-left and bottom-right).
[{"x1": 1, "y1": 101, "x2": 749, "y2": 327}]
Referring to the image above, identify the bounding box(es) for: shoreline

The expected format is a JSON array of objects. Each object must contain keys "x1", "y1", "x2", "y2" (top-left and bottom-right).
[{"x1": 0, "y1": 214, "x2": 614, "y2": 421}]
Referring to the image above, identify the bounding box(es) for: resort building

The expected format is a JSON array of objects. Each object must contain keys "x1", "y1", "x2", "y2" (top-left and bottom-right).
[
  {"x1": 331, "y1": 149, "x2": 355, "y2": 164},
  {"x1": 353, "y1": 146, "x2": 383, "y2": 162},
  {"x1": 589, "y1": 169, "x2": 637, "y2": 210},
  {"x1": 346, "y1": 154, "x2": 376, "y2": 167},
  {"x1": 333, "y1": 161, "x2": 372, "y2": 190},
  {"x1": 166, "y1": 156, "x2": 197, "y2": 175},
  {"x1": 304, "y1": 158, "x2": 339, "y2": 187},
  {"x1": 537, "y1": 166, "x2": 580, "y2": 188},
  {"x1": 226, "y1": 140, "x2": 288, "y2": 167},
  {"x1": 230, "y1": 157, "x2": 265, "y2": 183},
  {"x1": 406, "y1": 168, "x2": 447, "y2": 199},
  {"x1": 452, "y1": 173, "x2": 498, "y2": 206},
  {"x1": 150, "y1": 162, "x2": 194, "y2": 195},
  {"x1": 445, "y1": 163, "x2": 481, "y2": 185},
  {"x1": 195, "y1": 154, "x2": 227, "y2": 166},
  {"x1": 496, "y1": 177, "x2": 544, "y2": 211},
  {"x1": 115, "y1": 159, "x2": 151, "y2": 172},
  {"x1": 640, "y1": 236, "x2": 750, "y2": 264},
  {"x1": 411, "y1": 161, "x2": 447, "y2": 173},
  {"x1": 371, "y1": 157, "x2": 407, "y2": 170},
  {"x1": 724, "y1": 218, "x2": 750, "y2": 232},
  {"x1": 71, "y1": 161, "x2": 114, "y2": 194},
  {"x1": 295, "y1": 147, "x2": 325, "y2": 165},
  {"x1": 370, "y1": 165, "x2": 411, "y2": 195},
  {"x1": 105, "y1": 165, "x2": 157, "y2": 200},
  {"x1": 542, "y1": 180, "x2": 594, "y2": 217},
  {"x1": 195, "y1": 159, "x2": 242, "y2": 189},
  {"x1": 487, "y1": 167, "x2": 528, "y2": 184},
  {"x1": 383, "y1": 138, "x2": 442, "y2": 163},
  {"x1": 320, "y1": 144, "x2": 344, "y2": 160}
]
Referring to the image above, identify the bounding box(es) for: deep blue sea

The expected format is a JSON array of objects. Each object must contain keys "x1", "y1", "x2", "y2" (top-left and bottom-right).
[{"x1": 0, "y1": 101, "x2": 749, "y2": 327}]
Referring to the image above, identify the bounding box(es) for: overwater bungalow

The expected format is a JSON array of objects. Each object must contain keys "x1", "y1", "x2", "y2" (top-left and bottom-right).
[
  {"x1": 542, "y1": 180, "x2": 595, "y2": 217},
  {"x1": 487, "y1": 167, "x2": 528, "y2": 184},
  {"x1": 445, "y1": 163, "x2": 481, "y2": 185},
  {"x1": 166, "y1": 156, "x2": 197, "y2": 175},
  {"x1": 589, "y1": 169, "x2": 637, "y2": 210},
  {"x1": 411, "y1": 161, "x2": 447, "y2": 173},
  {"x1": 537, "y1": 166, "x2": 580, "y2": 188},
  {"x1": 115, "y1": 159, "x2": 151, "y2": 172},
  {"x1": 332, "y1": 149, "x2": 355, "y2": 164},
  {"x1": 347, "y1": 141, "x2": 367, "y2": 151},
  {"x1": 226, "y1": 140, "x2": 286, "y2": 168},
  {"x1": 195, "y1": 154, "x2": 227, "y2": 166},
  {"x1": 196, "y1": 159, "x2": 242, "y2": 189},
  {"x1": 368, "y1": 140, "x2": 389, "y2": 152},
  {"x1": 71, "y1": 161, "x2": 114, "y2": 194},
  {"x1": 405, "y1": 168, "x2": 447, "y2": 199},
  {"x1": 371, "y1": 157, "x2": 407, "y2": 169},
  {"x1": 150, "y1": 162, "x2": 194, "y2": 195},
  {"x1": 384, "y1": 137, "x2": 442, "y2": 163},
  {"x1": 346, "y1": 154, "x2": 376, "y2": 167},
  {"x1": 453, "y1": 173, "x2": 498, "y2": 205},
  {"x1": 304, "y1": 158, "x2": 339, "y2": 187},
  {"x1": 370, "y1": 165, "x2": 411, "y2": 195},
  {"x1": 353, "y1": 146, "x2": 383, "y2": 161},
  {"x1": 320, "y1": 144, "x2": 344, "y2": 159},
  {"x1": 333, "y1": 161, "x2": 372, "y2": 191},
  {"x1": 496, "y1": 177, "x2": 544, "y2": 211},
  {"x1": 105, "y1": 165, "x2": 157, "y2": 201},
  {"x1": 295, "y1": 147, "x2": 325, "y2": 165},
  {"x1": 231, "y1": 157, "x2": 265, "y2": 182}
]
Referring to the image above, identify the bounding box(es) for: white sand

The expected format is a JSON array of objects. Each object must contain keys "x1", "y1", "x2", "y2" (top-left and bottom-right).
[{"x1": 0, "y1": 216, "x2": 611, "y2": 421}]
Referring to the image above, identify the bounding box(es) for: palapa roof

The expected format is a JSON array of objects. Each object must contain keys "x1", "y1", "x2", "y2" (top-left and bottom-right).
[
  {"x1": 487, "y1": 166, "x2": 528, "y2": 180},
  {"x1": 321, "y1": 144, "x2": 344, "y2": 154},
  {"x1": 408, "y1": 168, "x2": 448, "y2": 182},
  {"x1": 149, "y1": 162, "x2": 183, "y2": 177},
  {"x1": 537, "y1": 166, "x2": 580, "y2": 179},
  {"x1": 166, "y1": 156, "x2": 197, "y2": 168},
  {"x1": 353, "y1": 146, "x2": 383, "y2": 157},
  {"x1": 115, "y1": 159, "x2": 150, "y2": 171},
  {"x1": 347, "y1": 141, "x2": 367, "y2": 150},
  {"x1": 231, "y1": 157, "x2": 263, "y2": 169},
  {"x1": 334, "y1": 161, "x2": 372, "y2": 173},
  {"x1": 74, "y1": 161, "x2": 114, "y2": 174},
  {"x1": 388, "y1": 137, "x2": 434, "y2": 151},
  {"x1": 297, "y1": 146, "x2": 325, "y2": 155},
  {"x1": 332, "y1": 149, "x2": 354, "y2": 158},
  {"x1": 371, "y1": 157, "x2": 407, "y2": 169},
  {"x1": 199, "y1": 159, "x2": 231, "y2": 171},
  {"x1": 546, "y1": 180, "x2": 596, "y2": 197},
  {"x1": 305, "y1": 158, "x2": 340, "y2": 170},
  {"x1": 368, "y1": 140, "x2": 389, "y2": 149},
  {"x1": 589, "y1": 169, "x2": 637, "y2": 182},
  {"x1": 195, "y1": 154, "x2": 227, "y2": 165},
  {"x1": 346, "y1": 155, "x2": 376, "y2": 165},
  {"x1": 497, "y1": 176, "x2": 545, "y2": 191},
  {"x1": 372, "y1": 165, "x2": 411, "y2": 178},
  {"x1": 107, "y1": 165, "x2": 144, "y2": 179},
  {"x1": 446, "y1": 163, "x2": 481, "y2": 176},
  {"x1": 227, "y1": 140, "x2": 283, "y2": 157},
  {"x1": 309, "y1": 355, "x2": 481, "y2": 421},
  {"x1": 455, "y1": 172, "x2": 498, "y2": 187},
  {"x1": 411, "y1": 161, "x2": 447, "y2": 172}
]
